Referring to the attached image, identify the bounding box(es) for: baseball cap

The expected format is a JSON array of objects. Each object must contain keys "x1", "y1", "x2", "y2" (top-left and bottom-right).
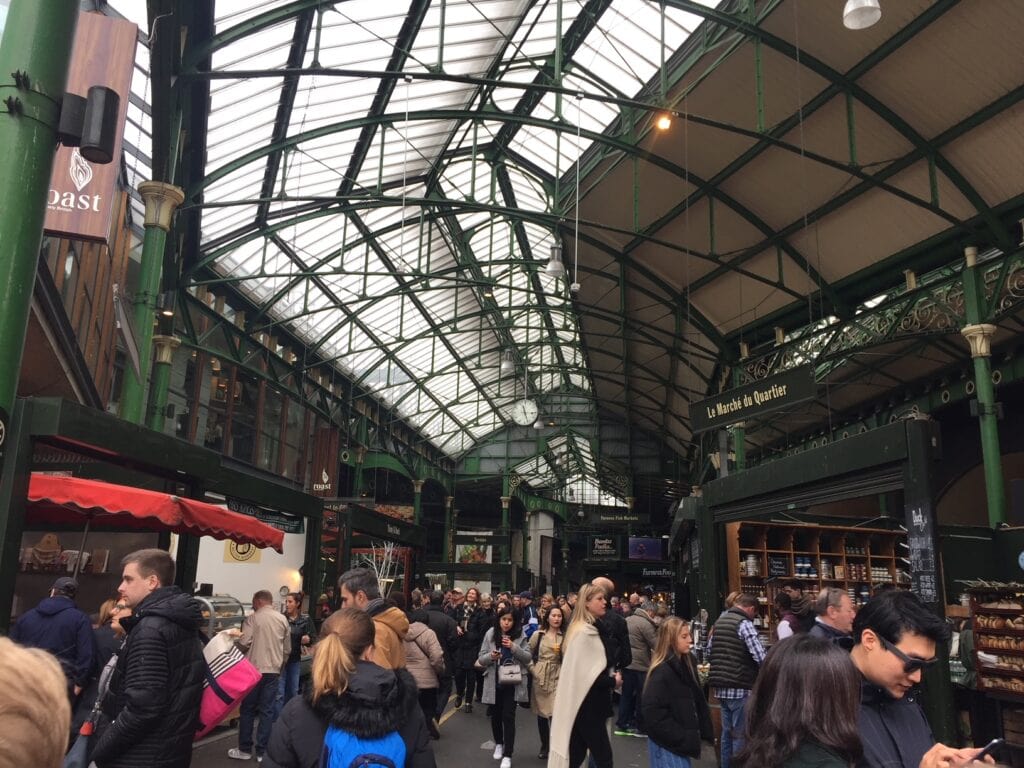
[
  {"x1": 51, "y1": 577, "x2": 78, "y2": 597},
  {"x1": 518, "y1": 590, "x2": 534, "y2": 600}
]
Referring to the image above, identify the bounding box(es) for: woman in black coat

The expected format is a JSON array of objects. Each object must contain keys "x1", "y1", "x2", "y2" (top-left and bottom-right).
[
  {"x1": 639, "y1": 617, "x2": 713, "y2": 768},
  {"x1": 264, "y1": 607, "x2": 435, "y2": 768}
]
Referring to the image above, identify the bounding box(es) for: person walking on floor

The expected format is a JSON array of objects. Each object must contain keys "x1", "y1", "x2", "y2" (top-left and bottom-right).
[
  {"x1": 706, "y1": 592, "x2": 766, "y2": 768},
  {"x1": 403, "y1": 598, "x2": 445, "y2": 739},
  {"x1": 640, "y1": 617, "x2": 713, "y2": 768},
  {"x1": 11, "y1": 576, "x2": 94, "y2": 703},
  {"x1": 262, "y1": 607, "x2": 435, "y2": 768},
  {"x1": 548, "y1": 582, "x2": 619, "y2": 768},
  {"x1": 477, "y1": 604, "x2": 532, "y2": 768},
  {"x1": 616, "y1": 598, "x2": 658, "y2": 737},
  {"x1": 412, "y1": 589, "x2": 458, "y2": 718},
  {"x1": 277, "y1": 592, "x2": 316, "y2": 716},
  {"x1": 229, "y1": 589, "x2": 291, "y2": 762},
  {"x1": 91, "y1": 549, "x2": 205, "y2": 768},
  {"x1": 529, "y1": 604, "x2": 566, "y2": 760},
  {"x1": 448, "y1": 586, "x2": 479, "y2": 711}
]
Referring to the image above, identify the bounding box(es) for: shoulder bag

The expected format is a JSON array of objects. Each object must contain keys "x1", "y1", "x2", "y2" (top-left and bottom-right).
[{"x1": 497, "y1": 657, "x2": 522, "y2": 686}]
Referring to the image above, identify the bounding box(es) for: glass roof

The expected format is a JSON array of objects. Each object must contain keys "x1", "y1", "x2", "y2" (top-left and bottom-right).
[{"x1": 111, "y1": 0, "x2": 715, "y2": 458}]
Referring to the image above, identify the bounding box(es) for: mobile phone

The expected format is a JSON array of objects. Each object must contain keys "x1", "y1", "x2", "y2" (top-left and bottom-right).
[{"x1": 976, "y1": 738, "x2": 1005, "y2": 760}]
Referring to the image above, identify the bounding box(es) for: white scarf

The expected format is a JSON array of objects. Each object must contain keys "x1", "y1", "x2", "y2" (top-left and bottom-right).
[{"x1": 547, "y1": 623, "x2": 606, "y2": 768}]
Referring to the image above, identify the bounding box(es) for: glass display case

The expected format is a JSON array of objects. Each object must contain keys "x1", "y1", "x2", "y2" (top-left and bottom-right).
[{"x1": 196, "y1": 595, "x2": 246, "y2": 637}]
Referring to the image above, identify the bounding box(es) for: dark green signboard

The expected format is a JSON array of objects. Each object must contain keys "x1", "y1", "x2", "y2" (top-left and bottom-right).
[
  {"x1": 689, "y1": 364, "x2": 817, "y2": 434},
  {"x1": 589, "y1": 535, "x2": 619, "y2": 559},
  {"x1": 228, "y1": 498, "x2": 304, "y2": 534},
  {"x1": 585, "y1": 509, "x2": 647, "y2": 526}
]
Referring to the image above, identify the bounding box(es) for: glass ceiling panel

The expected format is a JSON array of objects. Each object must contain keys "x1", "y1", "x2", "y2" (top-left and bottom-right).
[{"x1": 108, "y1": 0, "x2": 707, "y2": 469}]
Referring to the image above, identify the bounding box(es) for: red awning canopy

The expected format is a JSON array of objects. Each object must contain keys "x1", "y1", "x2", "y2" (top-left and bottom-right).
[{"x1": 26, "y1": 474, "x2": 285, "y2": 553}]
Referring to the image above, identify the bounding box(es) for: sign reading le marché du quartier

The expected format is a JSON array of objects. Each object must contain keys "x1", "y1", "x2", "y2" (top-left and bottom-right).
[{"x1": 689, "y1": 364, "x2": 817, "y2": 434}]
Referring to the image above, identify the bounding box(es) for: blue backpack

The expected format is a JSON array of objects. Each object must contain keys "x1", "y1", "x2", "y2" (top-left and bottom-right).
[{"x1": 320, "y1": 725, "x2": 406, "y2": 768}]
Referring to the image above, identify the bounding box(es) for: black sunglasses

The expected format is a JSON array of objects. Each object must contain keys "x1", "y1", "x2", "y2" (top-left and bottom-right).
[{"x1": 879, "y1": 635, "x2": 938, "y2": 674}]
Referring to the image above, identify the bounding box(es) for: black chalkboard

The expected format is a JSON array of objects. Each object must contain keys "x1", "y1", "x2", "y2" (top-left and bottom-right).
[
  {"x1": 907, "y1": 505, "x2": 938, "y2": 605},
  {"x1": 768, "y1": 556, "x2": 790, "y2": 577}
]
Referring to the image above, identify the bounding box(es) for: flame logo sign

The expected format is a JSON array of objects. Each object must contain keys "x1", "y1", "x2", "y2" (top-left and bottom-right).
[
  {"x1": 70, "y1": 148, "x2": 93, "y2": 192},
  {"x1": 322, "y1": 468, "x2": 329, "y2": 484}
]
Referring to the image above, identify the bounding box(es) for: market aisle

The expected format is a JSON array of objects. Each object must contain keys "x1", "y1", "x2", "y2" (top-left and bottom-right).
[{"x1": 189, "y1": 695, "x2": 720, "y2": 767}]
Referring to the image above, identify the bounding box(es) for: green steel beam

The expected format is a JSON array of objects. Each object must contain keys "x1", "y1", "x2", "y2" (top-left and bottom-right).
[{"x1": 661, "y1": 0, "x2": 1007, "y2": 252}]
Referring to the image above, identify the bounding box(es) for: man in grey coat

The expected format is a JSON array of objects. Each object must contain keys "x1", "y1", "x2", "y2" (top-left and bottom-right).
[{"x1": 615, "y1": 599, "x2": 658, "y2": 736}]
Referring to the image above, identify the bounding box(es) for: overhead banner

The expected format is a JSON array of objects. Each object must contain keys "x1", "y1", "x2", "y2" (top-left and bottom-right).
[
  {"x1": 689, "y1": 364, "x2": 817, "y2": 434},
  {"x1": 310, "y1": 427, "x2": 340, "y2": 497},
  {"x1": 584, "y1": 509, "x2": 647, "y2": 526},
  {"x1": 43, "y1": 11, "x2": 137, "y2": 243}
]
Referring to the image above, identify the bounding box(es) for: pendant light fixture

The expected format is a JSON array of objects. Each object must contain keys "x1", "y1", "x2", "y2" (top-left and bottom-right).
[
  {"x1": 546, "y1": 241, "x2": 567, "y2": 279},
  {"x1": 500, "y1": 349, "x2": 515, "y2": 376},
  {"x1": 842, "y1": 0, "x2": 881, "y2": 30},
  {"x1": 533, "y1": 416, "x2": 545, "y2": 430}
]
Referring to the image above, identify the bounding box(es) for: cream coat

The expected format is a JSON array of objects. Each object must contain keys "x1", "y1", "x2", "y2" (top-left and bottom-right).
[
  {"x1": 529, "y1": 629, "x2": 564, "y2": 718},
  {"x1": 547, "y1": 623, "x2": 606, "y2": 768}
]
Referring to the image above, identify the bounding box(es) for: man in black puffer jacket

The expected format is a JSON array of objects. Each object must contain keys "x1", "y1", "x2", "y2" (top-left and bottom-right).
[{"x1": 92, "y1": 549, "x2": 205, "y2": 768}]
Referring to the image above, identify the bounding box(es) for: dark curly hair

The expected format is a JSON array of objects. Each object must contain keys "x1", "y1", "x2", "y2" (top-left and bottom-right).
[{"x1": 735, "y1": 634, "x2": 862, "y2": 768}]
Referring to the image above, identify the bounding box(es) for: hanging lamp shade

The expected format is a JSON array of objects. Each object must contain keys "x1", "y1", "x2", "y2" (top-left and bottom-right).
[
  {"x1": 500, "y1": 349, "x2": 516, "y2": 375},
  {"x1": 533, "y1": 417, "x2": 545, "y2": 430},
  {"x1": 842, "y1": 0, "x2": 881, "y2": 29},
  {"x1": 546, "y1": 242, "x2": 567, "y2": 278}
]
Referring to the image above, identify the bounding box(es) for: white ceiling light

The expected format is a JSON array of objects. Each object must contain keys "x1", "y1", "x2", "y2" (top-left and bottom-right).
[
  {"x1": 500, "y1": 349, "x2": 516, "y2": 376},
  {"x1": 843, "y1": 0, "x2": 881, "y2": 30},
  {"x1": 546, "y1": 241, "x2": 567, "y2": 279}
]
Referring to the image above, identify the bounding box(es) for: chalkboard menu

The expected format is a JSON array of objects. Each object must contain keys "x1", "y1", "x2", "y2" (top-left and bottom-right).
[
  {"x1": 768, "y1": 556, "x2": 790, "y2": 578},
  {"x1": 907, "y1": 505, "x2": 938, "y2": 605}
]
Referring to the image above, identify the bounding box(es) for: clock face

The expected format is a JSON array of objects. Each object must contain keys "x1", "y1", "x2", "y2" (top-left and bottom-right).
[{"x1": 508, "y1": 398, "x2": 539, "y2": 426}]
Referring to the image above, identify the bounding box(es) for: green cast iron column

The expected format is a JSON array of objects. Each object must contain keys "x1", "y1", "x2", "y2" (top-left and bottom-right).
[
  {"x1": 146, "y1": 334, "x2": 180, "y2": 432},
  {"x1": 442, "y1": 495, "x2": 454, "y2": 564},
  {"x1": 0, "y1": 1, "x2": 78, "y2": 468},
  {"x1": 961, "y1": 246, "x2": 1006, "y2": 527},
  {"x1": 731, "y1": 366, "x2": 746, "y2": 470},
  {"x1": 118, "y1": 181, "x2": 184, "y2": 424},
  {"x1": 412, "y1": 480, "x2": 423, "y2": 525}
]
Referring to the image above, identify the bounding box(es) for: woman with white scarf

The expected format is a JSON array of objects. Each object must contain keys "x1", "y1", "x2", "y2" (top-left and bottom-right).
[{"x1": 547, "y1": 583, "x2": 618, "y2": 768}]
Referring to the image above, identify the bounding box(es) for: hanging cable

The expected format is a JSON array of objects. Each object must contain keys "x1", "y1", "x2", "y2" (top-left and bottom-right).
[
  {"x1": 791, "y1": 0, "x2": 833, "y2": 435},
  {"x1": 570, "y1": 91, "x2": 583, "y2": 295},
  {"x1": 399, "y1": 74, "x2": 412, "y2": 272}
]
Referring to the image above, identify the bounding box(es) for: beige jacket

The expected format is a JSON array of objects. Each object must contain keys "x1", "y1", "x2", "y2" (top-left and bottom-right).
[
  {"x1": 404, "y1": 621, "x2": 444, "y2": 689},
  {"x1": 236, "y1": 605, "x2": 290, "y2": 674}
]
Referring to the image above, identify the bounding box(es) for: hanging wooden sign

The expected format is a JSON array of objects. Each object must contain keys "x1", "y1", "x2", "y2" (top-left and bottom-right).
[{"x1": 690, "y1": 365, "x2": 817, "y2": 434}]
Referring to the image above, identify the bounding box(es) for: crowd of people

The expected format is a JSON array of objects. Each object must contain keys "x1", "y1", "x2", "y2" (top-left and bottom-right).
[{"x1": 1, "y1": 560, "x2": 1005, "y2": 768}]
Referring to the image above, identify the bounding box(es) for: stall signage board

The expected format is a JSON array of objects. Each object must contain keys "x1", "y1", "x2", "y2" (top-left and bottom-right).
[
  {"x1": 906, "y1": 505, "x2": 938, "y2": 605},
  {"x1": 589, "y1": 535, "x2": 619, "y2": 559},
  {"x1": 227, "y1": 498, "x2": 304, "y2": 534},
  {"x1": 585, "y1": 509, "x2": 647, "y2": 526},
  {"x1": 690, "y1": 365, "x2": 817, "y2": 434}
]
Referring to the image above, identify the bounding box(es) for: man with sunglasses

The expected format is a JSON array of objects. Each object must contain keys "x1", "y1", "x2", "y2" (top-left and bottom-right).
[{"x1": 851, "y1": 590, "x2": 985, "y2": 768}]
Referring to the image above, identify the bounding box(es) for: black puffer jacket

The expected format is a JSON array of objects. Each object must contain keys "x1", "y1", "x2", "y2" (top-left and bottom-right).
[
  {"x1": 640, "y1": 654, "x2": 713, "y2": 759},
  {"x1": 92, "y1": 586, "x2": 205, "y2": 768},
  {"x1": 263, "y1": 661, "x2": 435, "y2": 768}
]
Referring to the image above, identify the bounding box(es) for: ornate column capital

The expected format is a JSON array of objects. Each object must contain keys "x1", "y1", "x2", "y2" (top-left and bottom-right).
[
  {"x1": 962, "y1": 323, "x2": 997, "y2": 358},
  {"x1": 137, "y1": 181, "x2": 184, "y2": 231},
  {"x1": 413, "y1": 480, "x2": 424, "y2": 494},
  {"x1": 500, "y1": 496, "x2": 511, "y2": 510},
  {"x1": 151, "y1": 334, "x2": 180, "y2": 365}
]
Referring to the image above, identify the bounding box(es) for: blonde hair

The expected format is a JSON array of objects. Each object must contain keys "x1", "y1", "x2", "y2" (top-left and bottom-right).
[
  {"x1": 645, "y1": 616, "x2": 690, "y2": 689},
  {"x1": 565, "y1": 583, "x2": 604, "y2": 648},
  {"x1": 0, "y1": 637, "x2": 71, "y2": 767},
  {"x1": 312, "y1": 608, "x2": 375, "y2": 705},
  {"x1": 724, "y1": 591, "x2": 741, "y2": 609}
]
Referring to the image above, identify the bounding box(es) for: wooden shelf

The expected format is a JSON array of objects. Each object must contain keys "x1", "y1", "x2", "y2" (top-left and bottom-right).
[
  {"x1": 976, "y1": 607, "x2": 1024, "y2": 616},
  {"x1": 727, "y1": 521, "x2": 907, "y2": 640}
]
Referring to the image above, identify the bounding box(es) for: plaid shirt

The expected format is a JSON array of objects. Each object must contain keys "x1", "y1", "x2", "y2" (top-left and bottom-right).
[{"x1": 708, "y1": 617, "x2": 766, "y2": 700}]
